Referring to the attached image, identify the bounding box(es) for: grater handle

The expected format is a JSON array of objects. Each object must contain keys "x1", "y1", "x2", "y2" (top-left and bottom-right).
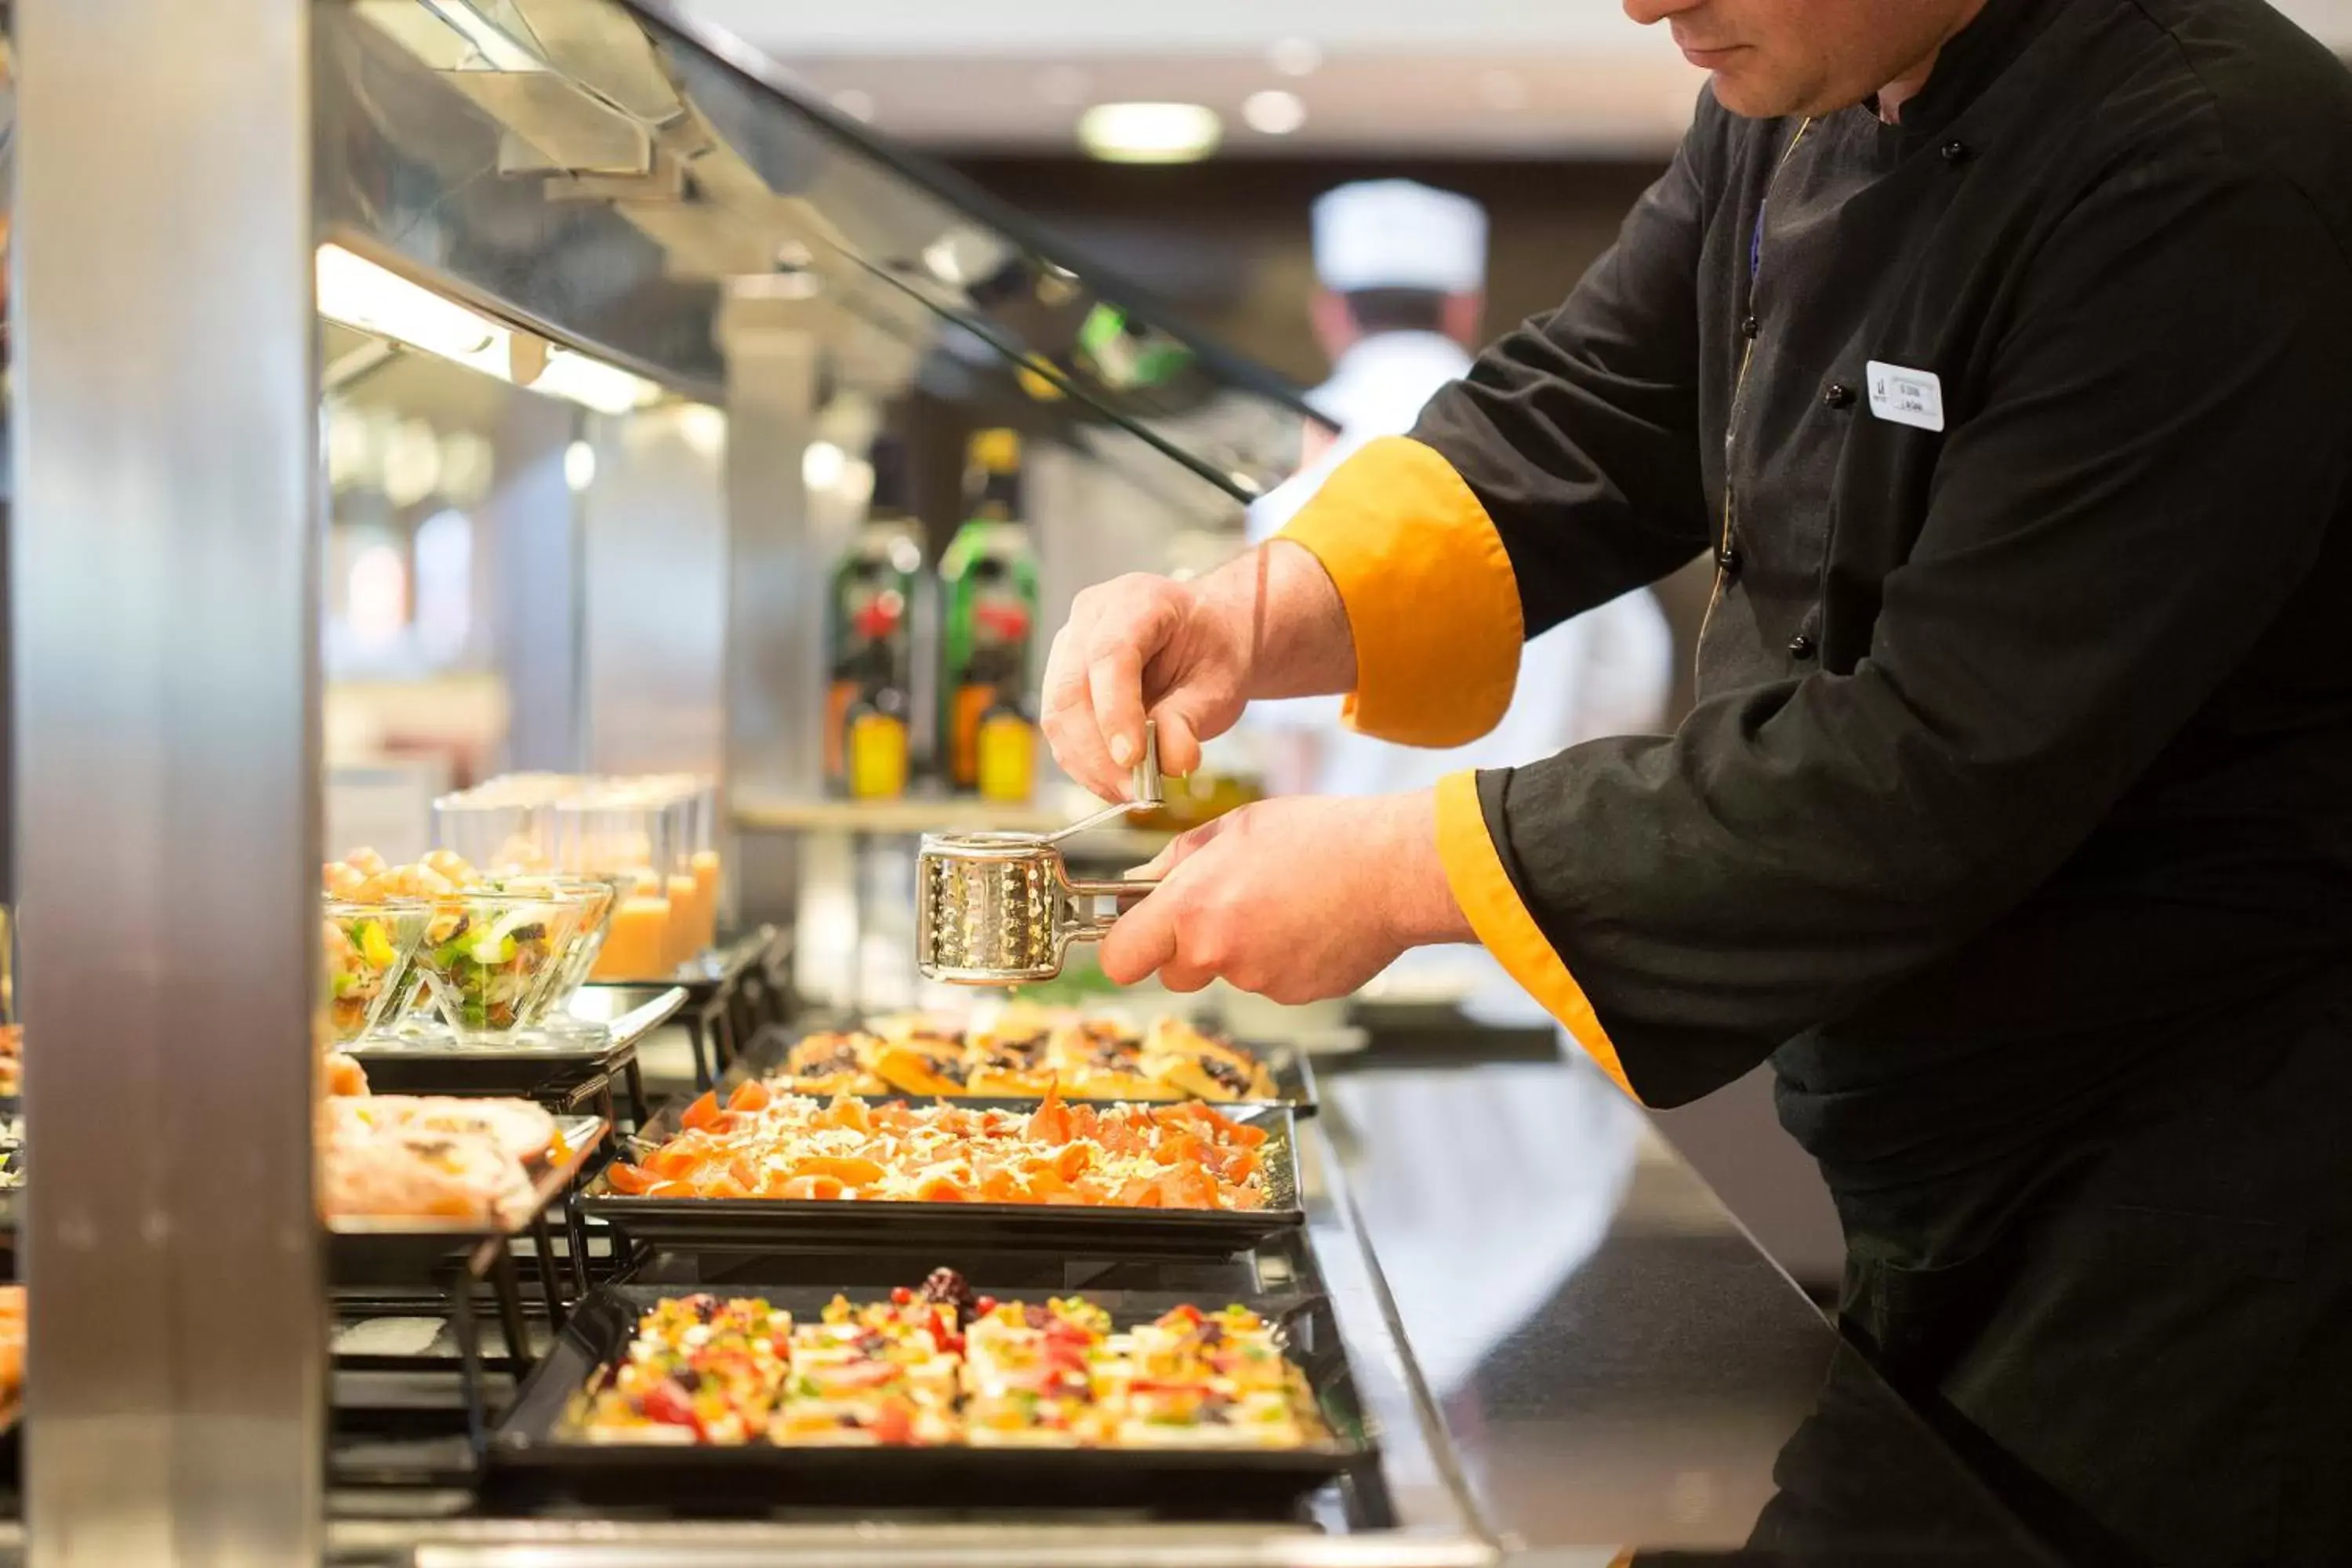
[{"x1": 1062, "y1": 877, "x2": 1159, "y2": 946}]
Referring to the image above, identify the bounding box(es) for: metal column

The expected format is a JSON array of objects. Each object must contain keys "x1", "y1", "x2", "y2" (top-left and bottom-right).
[
  {"x1": 717, "y1": 281, "x2": 828, "y2": 943},
  {"x1": 13, "y1": 0, "x2": 323, "y2": 1562}
]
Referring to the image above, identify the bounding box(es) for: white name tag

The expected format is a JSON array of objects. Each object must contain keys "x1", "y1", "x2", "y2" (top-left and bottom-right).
[{"x1": 1866, "y1": 361, "x2": 1946, "y2": 432}]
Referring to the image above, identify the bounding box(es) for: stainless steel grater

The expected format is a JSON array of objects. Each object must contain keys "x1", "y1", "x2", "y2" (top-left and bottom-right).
[{"x1": 917, "y1": 723, "x2": 1164, "y2": 984}]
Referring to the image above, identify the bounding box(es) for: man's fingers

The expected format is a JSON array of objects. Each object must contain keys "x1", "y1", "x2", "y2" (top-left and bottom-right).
[
  {"x1": 1098, "y1": 885, "x2": 1180, "y2": 985},
  {"x1": 1084, "y1": 634, "x2": 1150, "y2": 782},
  {"x1": 1041, "y1": 610, "x2": 1124, "y2": 802},
  {"x1": 1131, "y1": 812, "x2": 1238, "y2": 881},
  {"x1": 1149, "y1": 702, "x2": 1203, "y2": 779}
]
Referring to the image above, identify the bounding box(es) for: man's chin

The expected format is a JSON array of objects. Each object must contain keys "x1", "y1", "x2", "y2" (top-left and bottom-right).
[{"x1": 1707, "y1": 73, "x2": 1814, "y2": 121}]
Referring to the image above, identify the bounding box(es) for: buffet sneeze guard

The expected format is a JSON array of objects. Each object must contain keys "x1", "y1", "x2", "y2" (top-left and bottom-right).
[{"x1": 2, "y1": 0, "x2": 1523, "y2": 1563}]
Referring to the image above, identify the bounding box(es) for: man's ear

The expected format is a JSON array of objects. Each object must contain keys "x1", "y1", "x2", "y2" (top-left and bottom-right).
[
  {"x1": 1443, "y1": 291, "x2": 1486, "y2": 350},
  {"x1": 1309, "y1": 288, "x2": 1357, "y2": 360}
]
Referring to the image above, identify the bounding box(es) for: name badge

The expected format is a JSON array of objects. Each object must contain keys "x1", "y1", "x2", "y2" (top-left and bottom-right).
[{"x1": 1866, "y1": 361, "x2": 1945, "y2": 432}]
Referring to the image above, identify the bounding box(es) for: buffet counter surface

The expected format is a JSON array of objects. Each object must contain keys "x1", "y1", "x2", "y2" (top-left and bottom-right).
[{"x1": 280, "y1": 1040, "x2": 2052, "y2": 1567}]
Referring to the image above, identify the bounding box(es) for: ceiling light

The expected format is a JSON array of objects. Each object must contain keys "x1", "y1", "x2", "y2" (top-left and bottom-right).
[
  {"x1": 830, "y1": 88, "x2": 876, "y2": 122},
  {"x1": 802, "y1": 441, "x2": 848, "y2": 493},
  {"x1": 316, "y1": 244, "x2": 663, "y2": 417},
  {"x1": 317, "y1": 243, "x2": 510, "y2": 378},
  {"x1": 1077, "y1": 102, "x2": 1222, "y2": 165},
  {"x1": 527, "y1": 346, "x2": 661, "y2": 416},
  {"x1": 674, "y1": 405, "x2": 727, "y2": 460},
  {"x1": 1267, "y1": 38, "x2": 1323, "y2": 78},
  {"x1": 564, "y1": 440, "x2": 597, "y2": 493},
  {"x1": 1242, "y1": 90, "x2": 1307, "y2": 136}
]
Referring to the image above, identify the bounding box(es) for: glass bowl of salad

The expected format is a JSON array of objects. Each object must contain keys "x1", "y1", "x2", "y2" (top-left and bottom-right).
[
  {"x1": 488, "y1": 874, "x2": 622, "y2": 1029},
  {"x1": 322, "y1": 900, "x2": 428, "y2": 1044},
  {"x1": 411, "y1": 891, "x2": 585, "y2": 1040}
]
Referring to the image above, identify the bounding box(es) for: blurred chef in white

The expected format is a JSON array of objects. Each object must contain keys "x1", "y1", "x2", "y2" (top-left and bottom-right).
[
  {"x1": 1238, "y1": 180, "x2": 1657, "y2": 1396},
  {"x1": 1243, "y1": 178, "x2": 1675, "y2": 1029}
]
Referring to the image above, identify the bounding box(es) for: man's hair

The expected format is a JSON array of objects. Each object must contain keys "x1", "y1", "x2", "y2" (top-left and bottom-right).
[{"x1": 1341, "y1": 287, "x2": 1450, "y2": 336}]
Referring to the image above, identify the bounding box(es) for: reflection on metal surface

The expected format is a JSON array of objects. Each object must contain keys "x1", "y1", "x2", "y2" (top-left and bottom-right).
[
  {"x1": 1330, "y1": 1064, "x2": 1636, "y2": 1399},
  {"x1": 379, "y1": 1523, "x2": 1495, "y2": 1567},
  {"x1": 16, "y1": 0, "x2": 324, "y2": 1560},
  {"x1": 1330, "y1": 1062, "x2": 2055, "y2": 1561}
]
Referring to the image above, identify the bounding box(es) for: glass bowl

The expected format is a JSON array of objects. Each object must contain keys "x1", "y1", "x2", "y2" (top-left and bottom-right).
[
  {"x1": 488, "y1": 874, "x2": 622, "y2": 1025},
  {"x1": 322, "y1": 899, "x2": 428, "y2": 1044},
  {"x1": 409, "y1": 891, "x2": 586, "y2": 1040}
]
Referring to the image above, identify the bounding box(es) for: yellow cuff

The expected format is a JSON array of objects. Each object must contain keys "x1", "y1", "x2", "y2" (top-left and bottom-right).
[
  {"x1": 1435, "y1": 771, "x2": 1635, "y2": 1102},
  {"x1": 1278, "y1": 435, "x2": 1523, "y2": 748}
]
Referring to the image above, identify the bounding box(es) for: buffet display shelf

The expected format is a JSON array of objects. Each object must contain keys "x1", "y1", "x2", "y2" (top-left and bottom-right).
[
  {"x1": 299, "y1": 1049, "x2": 2057, "y2": 1566},
  {"x1": 317, "y1": 1103, "x2": 1496, "y2": 1564}
]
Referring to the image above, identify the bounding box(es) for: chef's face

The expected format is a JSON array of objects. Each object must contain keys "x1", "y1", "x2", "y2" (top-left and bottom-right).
[{"x1": 1624, "y1": 0, "x2": 1989, "y2": 118}]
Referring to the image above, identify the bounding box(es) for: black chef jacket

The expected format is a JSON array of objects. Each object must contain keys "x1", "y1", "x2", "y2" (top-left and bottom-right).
[{"x1": 1275, "y1": 0, "x2": 2352, "y2": 1559}]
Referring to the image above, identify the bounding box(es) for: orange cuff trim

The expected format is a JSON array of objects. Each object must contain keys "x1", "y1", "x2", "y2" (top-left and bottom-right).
[
  {"x1": 1278, "y1": 435, "x2": 1523, "y2": 748},
  {"x1": 1435, "y1": 771, "x2": 1637, "y2": 1102}
]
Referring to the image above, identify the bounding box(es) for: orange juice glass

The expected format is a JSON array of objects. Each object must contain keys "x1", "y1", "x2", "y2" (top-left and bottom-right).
[{"x1": 593, "y1": 878, "x2": 673, "y2": 980}]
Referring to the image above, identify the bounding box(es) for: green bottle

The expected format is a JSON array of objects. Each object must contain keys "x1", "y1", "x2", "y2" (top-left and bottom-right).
[
  {"x1": 824, "y1": 434, "x2": 922, "y2": 799},
  {"x1": 939, "y1": 429, "x2": 1041, "y2": 797}
]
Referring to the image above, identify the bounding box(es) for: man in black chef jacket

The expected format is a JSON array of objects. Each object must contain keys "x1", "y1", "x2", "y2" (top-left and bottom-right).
[{"x1": 1040, "y1": 0, "x2": 2352, "y2": 1560}]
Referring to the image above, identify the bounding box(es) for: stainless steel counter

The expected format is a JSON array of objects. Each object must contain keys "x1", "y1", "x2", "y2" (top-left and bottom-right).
[{"x1": 1324, "y1": 1058, "x2": 2059, "y2": 1564}]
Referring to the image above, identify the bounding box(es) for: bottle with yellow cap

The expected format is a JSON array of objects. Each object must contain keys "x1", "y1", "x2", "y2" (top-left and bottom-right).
[
  {"x1": 939, "y1": 429, "x2": 1040, "y2": 798},
  {"x1": 824, "y1": 434, "x2": 922, "y2": 800}
]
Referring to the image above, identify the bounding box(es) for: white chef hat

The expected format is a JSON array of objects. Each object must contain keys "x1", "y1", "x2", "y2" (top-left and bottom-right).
[{"x1": 1312, "y1": 179, "x2": 1489, "y2": 296}]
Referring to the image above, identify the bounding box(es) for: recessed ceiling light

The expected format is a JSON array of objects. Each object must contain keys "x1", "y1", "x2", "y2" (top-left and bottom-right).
[
  {"x1": 831, "y1": 88, "x2": 876, "y2": 122},
  {"x1": 564, "y1": 440, "x2": 597, "y2": 494},
  {"x1": 1242, "y1": 89, "x2": 1308, "y2": 136},
  {"x1": 1267, "y1": 37, "x2": 1323, "y2": 78},
  {"x1": 1076, "y1": 102, "x2": 1223, "y2": 164}
]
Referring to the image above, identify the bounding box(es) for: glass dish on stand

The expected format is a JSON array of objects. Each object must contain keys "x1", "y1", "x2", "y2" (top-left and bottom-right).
[{"x1": 407, "y1": 887, "x2": 589, "y2": 1043}]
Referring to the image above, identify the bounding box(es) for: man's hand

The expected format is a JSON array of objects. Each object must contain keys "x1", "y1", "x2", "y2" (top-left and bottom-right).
[
  {"x1": 1043, "y1": 572, "x2": 1251, "y2": 801},
  {"x1": 1101, "y1": 790, "x2": 1475, "y2": 1002},
  {"x1": 1040, "y1": 543, "x2": 1358, "y2": 801}
]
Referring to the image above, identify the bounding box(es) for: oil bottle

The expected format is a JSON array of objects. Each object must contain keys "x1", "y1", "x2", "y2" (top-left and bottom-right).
[
  {"x1": 939, "y1": 429, "x2": 1040, "y2": 799},
  {"x1": 823, "y1": 434, "x2": 922, "y2": 800}
]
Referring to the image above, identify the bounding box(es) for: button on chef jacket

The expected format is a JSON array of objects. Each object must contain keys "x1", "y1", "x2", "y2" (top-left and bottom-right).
[{"x1": 1276, "y1": 0, "x2": 2352, "y2": 1228}]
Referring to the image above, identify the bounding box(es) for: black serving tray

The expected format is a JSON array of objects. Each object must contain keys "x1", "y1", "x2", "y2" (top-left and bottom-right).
[
  {"x1": 488, "y1": 1281, "x2": 1374, "y2": 1514},
  {"x1": 577, "y1": 1101, "x2": 1301, "y2": 1259},
  {"x1": 725, "y1": 1014, "x2": 1319, "y2": 1116}
]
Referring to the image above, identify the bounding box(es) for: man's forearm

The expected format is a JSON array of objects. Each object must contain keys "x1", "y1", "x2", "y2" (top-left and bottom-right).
[{"x1": 1196, "y1": 540, "x2": 1358, "y2": 702}]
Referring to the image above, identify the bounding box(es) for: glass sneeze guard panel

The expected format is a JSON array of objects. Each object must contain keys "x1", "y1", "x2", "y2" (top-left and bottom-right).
[{"x1": 318, "y1": 0, "x2": 1316, "y2": 513}]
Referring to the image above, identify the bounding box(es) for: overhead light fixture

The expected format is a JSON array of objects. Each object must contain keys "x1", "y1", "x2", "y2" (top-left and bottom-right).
[
  {"x1": 1242, "y1": 90, "x2": 1308, "y2": 136},
  {"x1": 315, "y1": 244, "x2": 662, "y2": 416},
  {"x1": 317, "y1": 243, "x2": 509, "y2": 378},
  {"x1": 1077, "y1": 102, "x2": 1222, "y2": 165},
  {"x1": 1267, "y1": 38, "x2": 1323, "y2": 78},
  {"x1": 564, "y1": 440, "x2": 597, "y2": 493},
  {"x1": 802, "y1": 440, "x2": 848, "y2": 493},
  {"x1": 674, "y1": 405, "x2": 727, "y2": 460},
  {"x1": 531, "y1": 346, "x2": 659, "y2": 416}
]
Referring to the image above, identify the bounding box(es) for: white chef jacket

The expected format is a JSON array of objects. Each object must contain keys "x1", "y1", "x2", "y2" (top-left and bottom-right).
[{"x1": 1240, "y1": 332, "x2": 1677, "y2": 1025}]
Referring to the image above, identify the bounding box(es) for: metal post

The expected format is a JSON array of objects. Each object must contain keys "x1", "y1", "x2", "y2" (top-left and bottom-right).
[
  {"x1": 13, "y1": 0, "x2": 322, "y2": 1563},
  {"x1": 717, "y1": 281, "x2": 829, "y2": 951}
]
